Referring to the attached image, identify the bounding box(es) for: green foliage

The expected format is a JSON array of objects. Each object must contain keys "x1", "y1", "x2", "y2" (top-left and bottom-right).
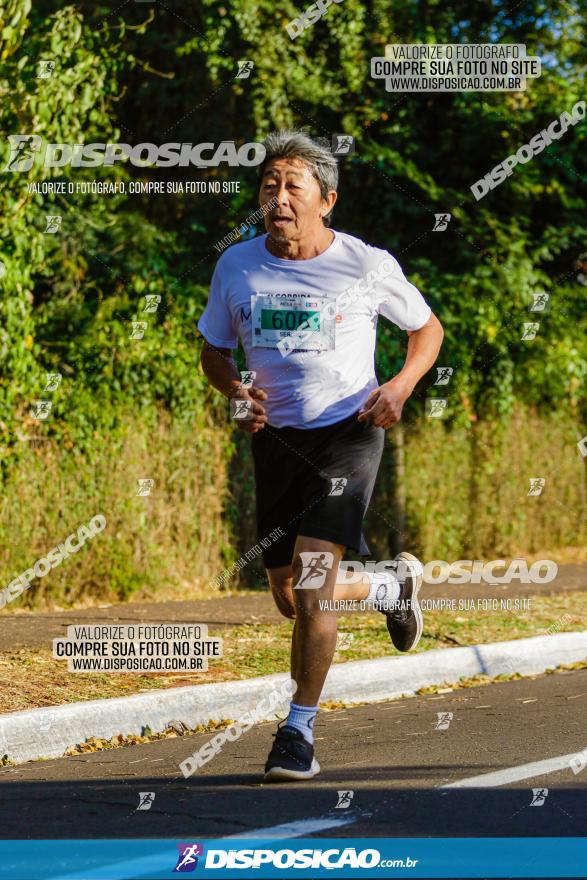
[
  {"x1": 0, "y1": 2, "x2": 223, "y2": 461},
  {"x1": 4, "y1": 0, "x2": 585, "y2": 436},
  {"x1": 0, "y1": 0, "x2": 585, "y2": 598},
  {"x1": 105, "y1": 0, "x2": 587, "y2": 419},
  {"x1": 400, "y1": 404, "x2": 587, "y2": 559}
]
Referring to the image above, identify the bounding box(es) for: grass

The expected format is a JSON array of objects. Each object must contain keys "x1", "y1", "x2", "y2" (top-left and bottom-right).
[
  {"x1": 1, "y1": 592, "x2": 585, "y2": 715},
  {"x1": 0, "y1": 409, "x2": 236, "y2": 608},
  {"x1": 400, "y1": 406, "x2": 587, "y2": 560},
  {"x1": 2, "y1": 404, "x2": 585, "y2": 607}
]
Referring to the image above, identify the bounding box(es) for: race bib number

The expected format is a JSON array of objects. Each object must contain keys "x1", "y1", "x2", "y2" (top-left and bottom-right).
[{"x1": 251, "y1": 293, "x2": 336, "y2": 352}]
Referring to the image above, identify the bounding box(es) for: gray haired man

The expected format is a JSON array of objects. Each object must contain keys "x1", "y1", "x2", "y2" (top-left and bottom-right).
[{"x1": 199, "y1": 130, "x2": 444, "y2": 781}]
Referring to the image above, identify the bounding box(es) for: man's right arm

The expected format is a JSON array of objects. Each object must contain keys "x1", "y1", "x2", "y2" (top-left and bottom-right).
[
  {"x1": 200, "y1": 340, "x2": 268, "y2": 433},
  {"x1": 200, "y1": 340, "x2": 242, "y2": 398}
]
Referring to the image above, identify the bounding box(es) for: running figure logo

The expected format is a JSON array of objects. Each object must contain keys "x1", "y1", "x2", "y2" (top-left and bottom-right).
[
  {"x1": 4, "y1": 135, "x2": 42, "y2": 172},
  {"x1": 521, "y1": 322, "x2": 539, "y2": 340},
  {"x1": 136, "y1": 792, "x2": 155, "y2": 811},
  {"x1": 426, "y1": 398, "x2": 447, "y2": 418},
  {"x1": 136, "y1": 478, "x2": 155, "y2": 496},
  {"x1": 434, "y1": 712, "x2": 453, "y2": 730},
  {"x1": 236, "y1": 60, "x2": 254, "y2": 79},
  {"x1": 143, "y1": 294, "x2": 161, "y2": 313},
  {"x1": 432, "y1": 213, "x2": 451, "y2": 232},
  {"x1": 239, "y1": 370, "x2": 256, "y2": 388},
  {"x1": 39, "y1": 711, "x2": 57, "y2": 732},
  {"x1": 530, "y1": 292, "x2": 549, "y2": 312},
  {"x1": 231, "y1": 399, "x2": 253, "y2": 420},
  {"x1": 30, "y1": 400, "x2": 52, "y2": 420},
  {"x1": 37, "y1": 60, "x2": 56, "y2": 79},
  {"x1": 329, "y1": 477, "x2": 347, "y2": 496},
  {"x1": 44, "y1": 373, "x2": 62, "y2": 392},
  {"x1": 130, "y1": 321, "x2": 147, "y2": 340},
  {"x1": 569, "y1": 749, "x2": 587, "y2": 775},
  {"x1": 336, "y1": 632, "x2": 354, "y2": 652},
  {"x1": 294, "y1": 551, "x2": 334, "y2": 589},
  {"x1": 331, "y1": 135, "x2": 355, "y2": 155},
  {"x1": 434, "y1": 367, "x2": 453, "y2": 385},
  {"x1": 44, "y1": 215, "x2": 62, "y2": 234},
  {"x1": 529, "y1": 788, "x2": 548, "y2": 807},
  {"x1": 174, "y1": 843, "x2": 204, "y2": 872},
  {"x1": 527, "y1": 478, "x2": 545, "y2": 496},
  {"x1": 335, "y1": 790, "x2": 354, "y2": 809}
]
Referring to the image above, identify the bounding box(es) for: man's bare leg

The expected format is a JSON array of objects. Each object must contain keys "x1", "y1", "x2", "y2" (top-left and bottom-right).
[
  {"x1": 263, "y1": 538, "x2": 420, "y2": 779},
  {"x1": 268, "y1": 558, "x2": 370, "y2": 621},
  {"x1": 263, "y1": 534, "x2": 344, "y2": 781},
  {"x1": 288, "y1": 534, "x2": 355, "y2": 706},
  {"x1": 268, "y1": 547, "x2": 406, "y2": 700},
  {"x1": 269, "y1": 548, "x2": 373, "y2": 700}
]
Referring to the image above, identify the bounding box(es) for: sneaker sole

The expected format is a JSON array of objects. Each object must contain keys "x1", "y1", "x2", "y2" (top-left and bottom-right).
[
  {"x1": 264, "y1": 757, "x2": 321, "y2": 782},
  {"x1": 394, "y1": 551, "x2": 424, "y2": 651}
]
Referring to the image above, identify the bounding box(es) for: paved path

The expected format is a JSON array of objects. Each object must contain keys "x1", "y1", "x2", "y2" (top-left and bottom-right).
[{"x1": 1, "y1": 668, "x2": 584, "y2": 838}]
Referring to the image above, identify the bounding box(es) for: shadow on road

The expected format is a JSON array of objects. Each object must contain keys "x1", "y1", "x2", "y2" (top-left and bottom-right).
[{"x1": 0, "y1": 774, "x2": 583, "y2": 838}]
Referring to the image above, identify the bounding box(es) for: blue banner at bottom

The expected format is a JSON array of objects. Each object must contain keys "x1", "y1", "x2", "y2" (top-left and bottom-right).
[{"x1": 0, "y1": 837, "x2": 585, "y2": 879}]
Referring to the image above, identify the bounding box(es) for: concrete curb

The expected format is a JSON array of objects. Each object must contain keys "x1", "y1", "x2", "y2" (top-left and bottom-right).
[{"x1": 1, "y1": 631, "x2": 585, "y2": 765}]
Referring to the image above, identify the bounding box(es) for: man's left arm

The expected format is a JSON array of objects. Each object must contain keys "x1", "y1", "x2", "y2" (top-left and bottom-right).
[{"x1": 357, "y1": 312, "x2": 444, "y2": 428}]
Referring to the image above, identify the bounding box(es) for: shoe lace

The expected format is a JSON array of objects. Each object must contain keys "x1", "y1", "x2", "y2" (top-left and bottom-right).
[
  {"x1": 389, "y1": 605, "x2": 409, "y2": 623},
  {"x1": 272, "y1": 718, "x2": 292, "y2": 740},
  {"x1": 388, "y1": 587, "x2": 411, "y2": 622}
]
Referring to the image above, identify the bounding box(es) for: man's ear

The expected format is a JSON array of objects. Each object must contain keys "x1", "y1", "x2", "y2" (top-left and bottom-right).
[{"x1": 321, "y1": 189, "x2": 338, "y2": 220}]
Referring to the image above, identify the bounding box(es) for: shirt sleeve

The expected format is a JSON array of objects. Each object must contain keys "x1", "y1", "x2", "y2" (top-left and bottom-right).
[
  {"x1": 376, "y1": 253, "x2": 432, "y2": 332},
  {"x1": 197, "y1": 261, "x2": 238, "y2": 348}
]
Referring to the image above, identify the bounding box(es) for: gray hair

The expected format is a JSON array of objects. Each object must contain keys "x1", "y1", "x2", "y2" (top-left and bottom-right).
[{"x1": 257, "y1": 129, "x2": 339, "y2": 227}]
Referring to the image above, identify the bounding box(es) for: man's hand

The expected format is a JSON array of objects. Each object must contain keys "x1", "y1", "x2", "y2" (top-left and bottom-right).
[
  {"x1": 358, "y1": 313, "x2": 444, "y2": 428},
  {"x1": 229, "y1": 385, "x2": 268, "y2": 434},
  {"x1": 357, "y1": 377, "x2": 411, "y2": 429}
]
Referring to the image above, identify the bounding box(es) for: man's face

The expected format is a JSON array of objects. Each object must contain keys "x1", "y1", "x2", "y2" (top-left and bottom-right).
[{"x1": 259, "y1": 157, "x2": 335, "y2": 242}]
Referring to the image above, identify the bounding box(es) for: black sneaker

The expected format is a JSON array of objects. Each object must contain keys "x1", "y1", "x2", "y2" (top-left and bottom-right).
[
  {"x1": 264, "y1": 723, "x2": 321, "y2": 782},
  {"x1": 381, "y1": 551, "x2": 424, "y2": 652}
]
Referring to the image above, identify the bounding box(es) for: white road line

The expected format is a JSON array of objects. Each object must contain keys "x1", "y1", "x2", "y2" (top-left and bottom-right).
[
  {"x1": 225, "y1": 816, "x2": 355, "y2": 838},
  {"x1": 440, "y1": 749, "x2": 585, "y2": 788}
]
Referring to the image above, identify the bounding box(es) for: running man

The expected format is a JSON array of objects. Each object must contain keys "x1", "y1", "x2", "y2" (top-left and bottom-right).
[{"x1": 198, "y1": 130, "x2": 444, "y2": 782}]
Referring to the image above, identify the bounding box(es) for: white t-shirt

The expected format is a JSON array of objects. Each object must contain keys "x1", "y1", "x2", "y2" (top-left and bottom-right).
[{"x1": 198, "y1": 230, "x2": 431, "y2": 429}]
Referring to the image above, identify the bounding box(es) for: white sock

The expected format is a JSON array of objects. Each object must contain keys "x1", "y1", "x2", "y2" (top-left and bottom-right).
[
  {"x1": 365, "y1": 570, "x2": 401, "y2": 610},
  {"x1": 286, "y1": 703, "x2": 318, "y2": 744}
]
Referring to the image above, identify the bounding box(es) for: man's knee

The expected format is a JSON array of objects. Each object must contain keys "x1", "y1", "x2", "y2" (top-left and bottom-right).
[
  {"x1": 275, "y1": 595, "x2": 296, "y2": 619},
  {"x1": 291, "y1": 539, "x2": 341, "y2": 604},
  {"x1": 291, "y1": 567, "x2": 330, "y2": 621},
  {"x1": 268, "y1": 569, "x2": 296, "y2": 619}
]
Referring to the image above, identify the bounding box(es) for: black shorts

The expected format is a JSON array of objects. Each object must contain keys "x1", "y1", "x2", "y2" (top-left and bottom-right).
[{"x1": 251, "y1": 410, "x2": 385, "y2": 569}]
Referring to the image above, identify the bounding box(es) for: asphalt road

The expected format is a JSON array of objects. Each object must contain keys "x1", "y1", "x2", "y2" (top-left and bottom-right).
[{"x1": 1, "y1": 668, "x2": 584, "y2": 840}]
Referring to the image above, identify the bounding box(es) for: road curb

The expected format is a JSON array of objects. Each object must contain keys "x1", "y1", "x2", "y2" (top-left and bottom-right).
[{"x1": 1, "y1": 631, "x2": 585, "y2": 765}]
